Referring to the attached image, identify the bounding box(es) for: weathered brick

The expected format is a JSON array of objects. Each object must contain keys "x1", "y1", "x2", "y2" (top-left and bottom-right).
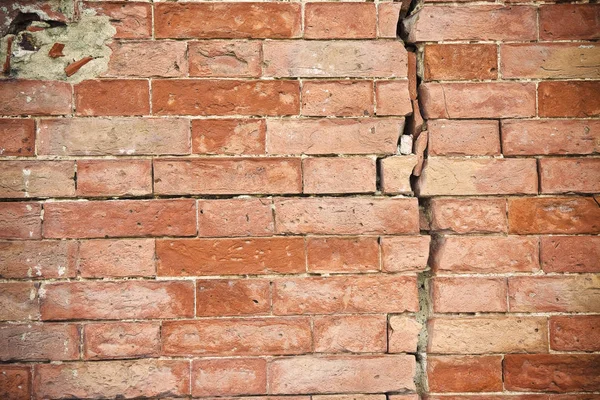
[
  {"x1": 426, "y1": 198, "x2": 508, "y2": 234},
  {"x1": 307, "y1": 236, "x2": 379, "y2": 273},
  {"x1": 0, "y1": 282, "x2": 39, "y2": 321},
  {"x1": 83, "y1": 322, "x2": 160, "y2": 360},
  {"x1": 381, "y1": 236, "x2": 430, "y2": 273},
  {"x1": 540, "y1": 4, "x2": 600, "y2": 40},
  {"x1": 106, "y1": 41, "x2": 188, "y2": 77},
  {"x1": 196, "y1": 279, "x2": 270, "y2": 317},
  {"x1": 83, "y1": 1, "x2": 151, "y2": 38},
  {"x1": 424, "y1": 44, "x2": 497, "y2": 81},
  {"x1": 550, "y1": 316, "x2": 600, "y2": 352},
  {"x1": 431, "y1": 236, "x2": 539, "y2": 273},
  {"x1": 540, "y1": 158, "x2": 600, "y2": 194},
  {"x1": 263, "y1": 41, "x2": 407, "y2": 78},
  {"x1": 162, "y1": 317, "x2": 311, "y2": 356},
  {"x1": 0, "y1": 240, "x2": 77, "y2": 279},
  {"x1": 154, "y1": 158, "x2": 301, "y2": 195},
  {"x1": 189, "y1": 40, "x2": 261, "y2": 77},
  {"x1": 501, "y1": 119, "x2": 600, "y2": 156},
  {"x1": 380, "y1": 156, "x2": 417, "y2": 194},
  {"x1": 0, "y1": 323, "x2": 79, "y2": 361},
  {"x1": 78, "y1": 239, "x2": 155, "y2": 278},
  {"x1": 0, "y1": 80, "x2": 71, "y2": 116},
  {"x1": 508, "y1": 197, "x2": 600, "y2": 234},
  {"x1": 541, "y1": 236, "x2": 600, "y2": 273},
  {"x1": 303, "y1": 157, "x2": 376, "y2": 194},
  {"x1": 428, "y1": 120, "x2": 500, "y2": 156},
  {"x1": 37, "y1": 118, "x2": 191, "y2": 156},
  {"x1": 539, "y1": 81, "x2": 600, "y2": 117},
  {"x1": 0, "y1": 202, "x2": 41, "y2": 240},
  {"x1": 192, "y1": 358, "x2": 267, "y2": 397},
  {"x1": 0, "y1": 161, "x2": 75, "y2": 198},
  {"x1": 432, "y1": 277, "x2": 507, "y2": 313},
  {"x1": 509, "y1": 275, "x2": 600, "y2": 313},
  {"x1": 75, "y1": 79, "x2": 150, "y2": 116},
  {"x1": 428, "y1": 355, "x2": 503, "y2": 392},
  {"x1": 43, "y1": 200, "x2": 196, "y2": 239},
  {"x1": 268, "y1": 355, "x2": 416, "y2": 394},
  {"x1": 266, "y1": 118, "x2": 403, "y2": 155},
  {"x1": 428, "y1": 316, "x2": 548, "y2": 354},
  {"x1": 376, "y1": 80, "x2": 412, "y2": 116},
  {"x1": 0, "y1": 365, "x2": 30, "y2": 400},
  {"x1": 420, "y1": 82, "x2": 536, "y2": 118},
  {"x1": 197, "y1": 198, "x2": 274, "y2": 237},
  {"x1": 156, "y1": 237, "x2": 305, "y2": 276},
  {"x1": 76, "y1": 160, "x2": 152, "y2": 197},
  {"x1": 417, "y1": 158, "x2": 537, "y2": 196},
  {"x1": 378, "y1": 3, "x2": 402, "y2": 38},
  {"x1": 0, "y1": 119, "x2": 35, "y2": 156},
  {"x1": 301, "y1": 80, "x2": 373, "y2": 117},
  {"x1": 272, "y1": 276, "x2": 418, "y2": 315},
  {"x1": 33, "y1": 360, "x2": 190, "y2": 399},
  {"x1": 275, "y1": 197, "x2": 419, "y2": 235},
  {"x1": 153, "y1": 80, "x2": 300, "y2": 116},
  {"x1": 388, "y1": 315, "x2": 422, "y2": 353},
  {"x1": 313, "y1": 315, "x2": 386, "y2": 353},
  {"x1": 305, "y1": 3, "x2": 376, "y2": 39},
  {"x1": 40, "y1": 280, "x2": 194, "y2": 320},
  {"x1": 192, "y1": 119, "x2": 265, "y2": 155}
]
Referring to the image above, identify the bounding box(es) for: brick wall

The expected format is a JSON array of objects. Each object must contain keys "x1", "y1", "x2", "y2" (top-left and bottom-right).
[{"x1": 0, "y1": 0, "x2": 598, "y2": 398}]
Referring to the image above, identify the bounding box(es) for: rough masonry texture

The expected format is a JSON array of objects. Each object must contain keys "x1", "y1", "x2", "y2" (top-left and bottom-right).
[{"x1": 0, "y1": 0, "x2": 599, "y2": 399}]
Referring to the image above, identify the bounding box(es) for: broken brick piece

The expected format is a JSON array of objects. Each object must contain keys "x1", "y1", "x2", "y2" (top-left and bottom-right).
[
  {"x1": 2, "y1": 35, "x2": 14, "y2": 74},
  {"x1": 65, "y1": 56, "x2": 93, "y2": 76},
  {"x1": 49, "y1": 43, "x2": 65, "y2": 58}
]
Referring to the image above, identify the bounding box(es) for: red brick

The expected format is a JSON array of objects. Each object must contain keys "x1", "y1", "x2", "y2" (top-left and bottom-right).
[
  {"x1": 380, "y1": 156, "x2": 418, "y2": 194},
  {"x1": 404, "y1": 5, "x2": 536, "y2": 42},
  {"x1": 378, "y1": 3, "x2": 402, "y2": 38},
  {"x1": 0, "y1": 80, "x2": 71, "y2": 116},
  {"x1": 504, "y1": 354, "x2": 600, "y2": 392},
  {"x1": 0, "y1": 119, "x2": 35, "y2": 156},
  {"x1": 303, "y1": 157, "x2": 376, "y2": 194},
  {"x1": 33, "y1": 360, "x2": 190, "y2": 399},
  {"x1": 502, "y1": 119, "x2": 600, "y2": 156},
  {"x1": 75, "y1": 79, "x2": 149, "y2": 116},
  {"x1": 156, "y1": 237, "x2": 305, "y2": 276},
  {"x1": 0, "y1": 282, "x2": 39, "y2": 321},
  {"x1": 0, "y1": 203, "x2": 41, "y2": 240},
  {"x1": 263, "y1": 40, "x2": 407, "y2": 78},
  {"x1": 272, "y1": 275, "x2": 418, "y2": 315},
  {"x1": 153, "y1": 80, "x2": 300, "y2": 116},
  {"x1": 302, "y1": 80, "x2": 373, "y2": 117},
  {"x1": 37, "y1": 118, "x2": 191, "y2": 156},
  {"x1": 162, "y1": 317, "x2": 311, "y2": 356},
  {"x1": 426, "y1": 197, "x2": 508, "y2": 234},
  {"x1": 376, "y1": 80, "x2": 412, "y2": 116},
  {"x1": 424, "y1": 44, "x2": 498, "y2": 81},
  {"x1": 189, "y1": 40, "x2": 261, "y2": 77},
  {"x1": 0, "y1": 365, "x2": 30, "y2": 400},
  {"x1": 428, "y1": 355, "x2": 503, "y2": 392},
  {"x1": 83, "y1": 1, "x2": 151, "y2": 39},
  {"x1": 0, "y1": 323, "x2": 79, "y2": 361},
  {"x1": 540, "y1": 4, "x2": 600, "y2": 40},
  {"x1": 40, "y1": 280, "x2": 194, "y2": 320},
  {"x1": 539, "y1": 81, "x2": 600, "y2": 117},
  {"x1": 431, "y1": 236, "x2": 539, "y2": 273},
  {"x1": 305, "y1": 3, "x2": 376, "y2": 39},
  {"x1": 501, "y1": 43, "x2": 600, "y2": 79},
  {"x1": 381, "y1": 236, "x2": 430, "y2": 273},
  {"x1": 268, "y1": 355, "x2": 415, "y2": 394},
  {"x1": 155, "y1": 3, "x2": 301, "y2": 39},
  {"x1": 428, "y1": 120, "x2": 500, "y2": 156},
  {"x1": 43, "y1": 199, "x2": 196, "y2": 239},
  {"x1": 388, "y1": 316, "x2": 422, "y2": 353},
  {"x1": 540, "y1": 158, "x2": 600, "y2": 194},
  {"x1": 509, "y1": 275, "x2": 600, "y2": 313},
  {"x1": 550, "y1": 316, "x2": 600, "y2": 352},
  {"x1": 197, "y1": 198, "x2": 274, "y2": 237},
  {"x1": 307, "y1": 236, "x2": 379, "y2": 273},
  {"x1": 316, "y1": 395, "x2": 387, "y2": 400},
  {"x1": 154, "y1": 158, "x2": 301, "y2": 195},
  {"x1": 76, "y1": 159, "x2": 152, "y2": 197},
  {"x1": 417, "y1": 158, "x2": 537, "y2": 196},
  {"x1": 78, "y1": 239, "x2": 155, "y2": 278},
  {"x1": 83, "y1": 322, "x2": 160, "y2": 360},
  {"x1": 508, "y1": 197, "x2": 600, "y2": 234},
  {"x1": 192, "y1": 119, "x2": 265, "y2": 155},
  {"x1": 266, "y1": 118, "x2": 403, "y2": 155},
  {"x1": 275, "y1": 197, "x2": 419, "y2": 235},
  {"x1": 106, "y1": 41, "x2": 188, "y2": 77},
  {"x1": 313, "y1": 315, "x2": 386, "y2": 353},
  {"x1": 428, "y1": 316, "x2": 548, "y2": 354},
  {"x1": 0, "y1": 161, "x2": 75, "y2": 198},
  {"x1": 541, "y1": 236, "x2": 600, "y2": 273},
  {"x1": 192, "y1": 358, "x2": 267, "y2": 397},
  {"x1": 432, "y1": 277, "x2": 507, "y2": 313},
  {"x1": 196, "y1": 279, "x2": 270, "y2": 317},
  {"x1": 420, "y1": 82, "x2": 536, "y2": 119},
  {"x1": 0, "y1": 240, "x2": 77, "y2": 279}
]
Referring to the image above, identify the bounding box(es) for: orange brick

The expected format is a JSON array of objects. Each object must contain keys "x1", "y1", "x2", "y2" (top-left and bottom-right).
[
  {"x1": 0, "y1": 202, "x2": 42, "y2": 240},
  {"x1": 388, "y1": 315, "x2": 422, "y2": 353},
  {"x1": 0, "y1": 323, "x2": 79, "y2": 361},
  {"x1": 0, "y1": 80, "x2": 71, "y2": 116},
  {"x1": 540, "y1": 4, "x2": 600, "y2": 40},
  {"x1": 380, "y1": 156, "x2": 417, "y2": 195},
  {"x1": 550, "y1": 316, "x2": 600, "y2": 352},
  {"x1": 105, "y1": 41, "x2": 188, "y2": 77},
  {"x1": 301, "y1": 80, "x2": 373, "y2": 117},
  {"x1": 0, "y1": 161, "x2": 75, "y2": 198},
  {"x1": 76, "y1": 160, "x2": 152, "y2": 197},
  {"x1": 0, "y1": 119, "x2": 35, "y2": 156},
  {"x1": 192, "y1": 358, "x2": 267, "y2": 397},
  {"x1": 432, "y1": 277, "x2": 507, "y2": 313},
  {"x1": 424, "y1": 44, "x2": 497, "y2": 81},
  {"x1": 541, "y1": 236, "x2": 600, "y2": 273},
  {"x1": 539, "y1": 81, "x2": 600, "y2": 117},
  {"x1": 426, "y1": 197, "x2": 508, "y2": 234},
  {"x1": 428, "y1": 355, "x2": 503, "y2": 392},
  {"x1": 540, "y1": 158, "x2": 600, "y2": 194},
  {"x1": 305, "y1": 3, "x2": 376, "y2": 39},
  {"x1": 196, "y1": 279, "x2": 270, "y2": 317},
  {"x1": 192, "y1": 119, "x2": 265, "y2": 155},
  {"x1": 307, "y1": 236, "x2": 379, "y2": 273},
  {"x1": 0, "y1": 365, "x2": 31, "y2": 399},
  {"x1": 83, "y1": 1, "x2": 151, "y2": 39},
  {"x1": 313, "y1": 315, "x2": 386, "y2": 353},
  {"x1": 376, "y1": 80, "x2": 412, "y2": 116},
  {"x1": 197, "y1": 198, "x2": 274, "y2": 237},
  {"x1": 303, "y1": 157, "x2": 376, "y2": 194},
  {"x1": 78, "y1": 239, "x2": 155, "y2": 278},
  {"x1": 189, "y1": 40, "x2": 261, "y2": 77},
  {"x1": 75, "y1": 79, "x2": 149, "y2": 116},
  {"x1": 0, "y1": 282, "x2": 39, "y2": 321},
  {"x1": 83, "y1": 322, "x2": 160, "y2": 360},
  {"x1": 0, "y1": 240, "x2": 77, "y2": 279},
  {"x1": 378, "y1": 3, "x2": 402, "y2": 38},
  {"x1": 428, "y1": 120, "x2": 500, "y2": 156},
  {"x1": 381, "y1": 236, "x2": 431, "y2": 273}
]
